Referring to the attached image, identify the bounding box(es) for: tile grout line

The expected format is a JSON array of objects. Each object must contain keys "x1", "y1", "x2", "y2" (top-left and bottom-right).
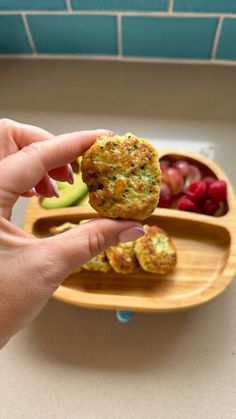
[
  {"x1": 0, "y1": 10, "x2": 236, "y2": 18},
  {"x1": 168, "y1": 0, "x2": 174, "y2": 13},
  {"x1": 117, "y1": 14, "x2": 123, "y2": 58},
  {"x1": 21, "y1": 13, "x2": 37, "y2": 55},
  {"x1": 66, "y1": 0, "x2": 72, "y2": 12},
  {"x1": 211, "y1": 16, "x2": 224, "y2": 59},
  {"x1": 0, "y1": 54, "x2": 236, "y2": 66}
]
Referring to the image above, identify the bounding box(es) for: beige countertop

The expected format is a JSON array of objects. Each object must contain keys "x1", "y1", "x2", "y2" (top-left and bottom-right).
[{"x1": 0, "y1": 60, "x2": 236, "y2": 419}]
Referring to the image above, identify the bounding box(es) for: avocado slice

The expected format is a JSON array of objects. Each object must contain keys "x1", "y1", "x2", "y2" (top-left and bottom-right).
[
  {"x1": 41, "y1": 173, "x2": 87, "y2": 209},
  {"x1": 74, "y1": 192, "x2": 91, "y2": 207},
  {"x1": 56, "y1": 180, "x2": 68, "y2": 190}
]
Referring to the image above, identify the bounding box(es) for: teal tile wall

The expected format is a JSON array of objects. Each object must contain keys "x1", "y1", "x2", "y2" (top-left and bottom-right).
[
  {"x1": 217, "y1": 19, "x2": 236, "y2": 60},
  {"x1": 0, "y1": 15, "x2": 31, "y2": 54},
  {"x1": 0, "y1": 1, "x2": 235, "y2": 62},
  {"x1": 174, "y1": 1, "x2": 236, "y2": 14},
  {"x1": 122, "y1": 17, "x2": 217, "y2": 59},
  {"x1": 28, "y1": 15, "x2": 118, "y2": 54},
  {"x1": 71, "y1": 0, "x2": 168, "y2": 11},
  {"x1": 0, "y1": 0, "x2": 66, "y2": 10}
]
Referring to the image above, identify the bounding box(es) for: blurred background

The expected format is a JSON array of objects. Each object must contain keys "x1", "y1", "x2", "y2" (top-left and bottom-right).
[{"x1": 0, "y1": 2, "x2": 236, "y2": 419}]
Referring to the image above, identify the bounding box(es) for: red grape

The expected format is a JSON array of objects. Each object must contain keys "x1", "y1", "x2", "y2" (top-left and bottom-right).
[
  {"x1": 185, "y1": 165, "x2": 201, "y2": 187},
  {"x1": 158, "y1": 183, "x2": 173, "y2": 208},
  {"x1": 160, "y1": 161, "x2": 170, "y2": 184},
  {"x1": 167, "y1": 167, "x2": 184, "y2": 196},
  {"x1": 173, "y1": 160, "x2": 189, "y2": 177}
]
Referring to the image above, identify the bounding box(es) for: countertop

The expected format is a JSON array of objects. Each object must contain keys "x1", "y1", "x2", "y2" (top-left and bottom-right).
[{"x1": 0, "y1": 60, "x2": 236, "y2": 419}]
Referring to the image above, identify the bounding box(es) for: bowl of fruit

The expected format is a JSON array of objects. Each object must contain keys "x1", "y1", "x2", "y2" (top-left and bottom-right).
[
  {"x1": 159, "y1": 154, "x2": 228, "y2": 217},
  {"x1": 24, "y1": 148, "x2": 236, "y2": 313}
]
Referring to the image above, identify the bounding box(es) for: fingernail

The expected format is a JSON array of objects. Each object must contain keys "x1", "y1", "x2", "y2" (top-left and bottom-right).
[
  {"x1": 32, "y1": 187, "x2": 40, "y2": 197},
  {"x1": 119, "y1": 227, "x2": 144, "y2": 242},
  {"x1": 68, "y1": 165, "x2": 74, "y2": 185},
  {"x1": 50, "y1": 179, "x2": 60, "y2": 198},
  {"x1": 99, "y1": 130, "x2": 113, "y2": 136}
]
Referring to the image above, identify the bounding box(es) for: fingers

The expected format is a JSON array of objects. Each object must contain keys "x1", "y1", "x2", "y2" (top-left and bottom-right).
[
  {"x1": 21, "y1": 189, "x2": 37, "y2": 198},
  {"x1": 0, "y1": 217, "x2": 143, "y2": 345},
  {"x1": 0, "y1": 118, "x2": 73, "y2": 187},
  {"x1": 34, "y1": 219, "x2": 144, "y2": 286},
  {"x1": 0, "y1": 128, "x2": 111, "y2": 201},
  {"x1": 34, "y1": 175, "x2": 59, "y2": 198},
  {"x1": 48, "y1": 164, "x2": 74, "y2": 184},
  {"x1": 0, "y1": 118, "x2": 53, "y2": 148}
]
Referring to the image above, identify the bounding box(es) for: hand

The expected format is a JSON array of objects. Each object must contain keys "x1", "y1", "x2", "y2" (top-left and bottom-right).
[{"x1": 0, "y1": 119, "x2": 144, "y2": 348}]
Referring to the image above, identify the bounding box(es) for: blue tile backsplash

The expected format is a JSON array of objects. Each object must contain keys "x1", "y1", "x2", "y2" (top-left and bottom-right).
[
  {"x1": 28, "y1": 15, "x2": 118, "y2": 55},
  {"x1": 174, "y1": 1, "x2": 236, "y2": 14},
  {"x1": 123, "y1": 17, "x2": 217, "y2": 59},
  {"x1": 216, "y1": 19, "x2": 236, "y2": 60},
  {"x1": 0, "y1": 0, "x2": 235, "y2": 63},
  {"x1": 0, "y1": 0, "x2": 66, "y2": 10},
  {"x1": 0, "y1": 15, "x2": 31, "y2": 54},
  {"x1": 71, "y1": 0, "x2": 168, "y2": 11}
]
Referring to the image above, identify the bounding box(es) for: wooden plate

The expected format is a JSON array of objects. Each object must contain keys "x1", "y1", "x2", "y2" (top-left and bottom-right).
[{"x1": 24, "y1": 150, "x2": 236, "y2": 312}]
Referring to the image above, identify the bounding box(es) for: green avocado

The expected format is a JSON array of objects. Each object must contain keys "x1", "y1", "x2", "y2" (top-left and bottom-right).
[
  {"x1": 74, "y1": 192, "x2": 90, "y2": 207},
  {"x1": 56, "y1": 180, "x2": 69, "y2": 190},
  {"x1": 41, "y1": 173, "x2": 87, "y2": 209}
]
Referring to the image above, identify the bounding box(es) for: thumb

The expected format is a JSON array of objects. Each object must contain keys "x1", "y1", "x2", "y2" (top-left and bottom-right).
[{"x1": 33, "y1": 219, "x2": 144, "y2": 287}]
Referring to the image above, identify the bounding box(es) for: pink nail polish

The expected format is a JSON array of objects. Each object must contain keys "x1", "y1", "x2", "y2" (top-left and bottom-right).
[
  {"x1": 119, "y1": 227, "x2": 144, "y2": 243},
  {"x1": 50, "y1": 179, "x2": 60, "y2": 198},
  {"x1": 68, "y1": 165, "x2": 74, "y2": 185},
  {"x1": 32, "y1": 187, "x2": 40, "y2": 197}
]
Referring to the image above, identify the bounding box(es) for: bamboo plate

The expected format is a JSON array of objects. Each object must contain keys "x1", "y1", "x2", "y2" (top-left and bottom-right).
[{"x1": 24, "y1": 150, "x2": 236, "y2": 312}]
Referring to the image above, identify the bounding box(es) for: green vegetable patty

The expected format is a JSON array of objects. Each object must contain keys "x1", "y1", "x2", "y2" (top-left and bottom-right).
[{"x1": 81, "y1": 133, "x2": 161, "y2": 220}]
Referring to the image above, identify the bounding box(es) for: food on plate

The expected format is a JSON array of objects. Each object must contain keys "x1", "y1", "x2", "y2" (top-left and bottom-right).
[
  {"x1": 41, "y1": 172, "x2": 87, "y2": 209},
  {"x1": 49, "y1": 222, "x2": 78, "y2": 235},
  {"x1": 208, "y1": 180, "x2": 227, "y2": 202},
  {"x1": 184, "y1": 164, "x2": 201, "y2": 186},
  {"x1": 158, "y1": 157, "x2": 227, "y2": 216},
  {"x1": 166, "y1": 167, "x2": 184, "y2": 196},
  {"x1": 159, "y1": 183, "x2": 173, "y2": 208},
  {"x1": 106, "y1": 242, "x2": 139, "y2": 274},
  {"x1": 185, "y1": 181, "x2": 207, "y2": 201},
  {"x1": 81, "y1": 133, "x2": 161, "y2": 220},
  {"x1": 173, "y1": 160, "x2": 189, "y2": 177},
  {"x1": 75, "y1": 192, "x2": 90, "y2": 207},
  {"x1": 177, "y1": 196, "x2": 200, "y2": 213},
  {"x1": 201, "y1": 197, "x2": 220, "y2": 215},
  {"x1": 83, "y1": 252, "x2": 111, "y2": 273},
  {"x1": 134, "y1": 225, "x2": 177, "y2": 274},
  {"x1": 48, "y1": 219, "x2": 177, "y2": 276},
  {"x1": 202, "y1": 177, "x2": 216, "y2": 190}
]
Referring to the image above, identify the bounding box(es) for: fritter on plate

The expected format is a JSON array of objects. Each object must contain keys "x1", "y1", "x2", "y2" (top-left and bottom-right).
[{"x1": 134, "y1": 225, "x2": 176, "y2": 274}]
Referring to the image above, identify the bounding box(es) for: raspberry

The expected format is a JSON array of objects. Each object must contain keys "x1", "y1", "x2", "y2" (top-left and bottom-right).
[
  {"x1": 178, "y1": 196, "x2": 201, "y2": 213},
  {"x1": 158, "y1": 183, "x2": 173, "y2": 208},
  {"x1": 202, "y1": 177, "x2": 216, "y2": 190},
  {"x1": 185, "y1": 181, "x2": 207, "y2": 202},
  {"x1": 208, "y1": 180, "x2": 227, "y2": 202},
  {"x1": 201, "y1": 197, "x2": 219, "y2": 215}
]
